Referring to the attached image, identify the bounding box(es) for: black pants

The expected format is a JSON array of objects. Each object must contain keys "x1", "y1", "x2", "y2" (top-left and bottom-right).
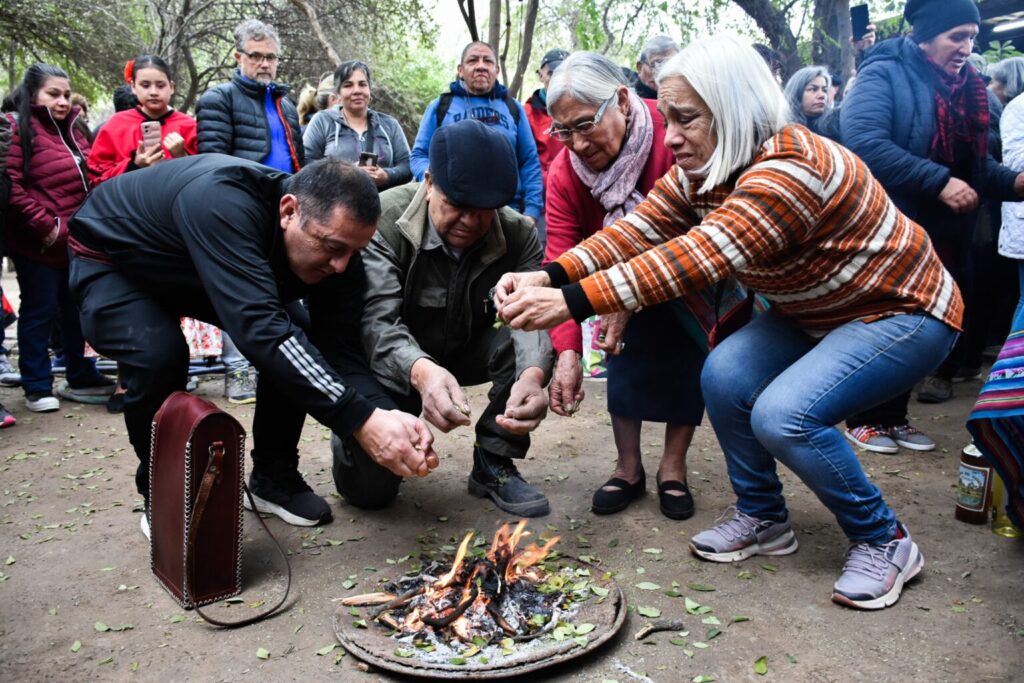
[
  {"x1": 71, "y1": 257, "x2": 390, "y2": 500},
  {"x1": 331, "y1": 324, "x2": 526, "y2": 509}
]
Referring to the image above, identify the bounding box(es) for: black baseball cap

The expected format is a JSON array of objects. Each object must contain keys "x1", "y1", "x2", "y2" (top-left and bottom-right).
[{"x1": 540, "y1": 49, "x2": 570, "y2": 72}]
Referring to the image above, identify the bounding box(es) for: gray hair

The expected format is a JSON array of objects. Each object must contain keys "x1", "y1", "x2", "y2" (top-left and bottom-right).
[
  {"x1": 234, "y1": 19, "x2": 280, "y2": 52},
  {"x1": 783, "y1": 65, "x2": 833, "y2": 125},
  {"x1": 656, "y1": 35, "x2": 790, "y2": 193},
  {"x1": 991, "y1": 57, "x2": 1024, "y2": 102},
  {"x1": 966, "y1": 53, "x2": 987, "y2": 74},
  {"x1": 547, "y1": 51, "x2": 626, "y2": 110},
  {"x1": 639, "y1": 35, "x2": 680, "y2": 64}
]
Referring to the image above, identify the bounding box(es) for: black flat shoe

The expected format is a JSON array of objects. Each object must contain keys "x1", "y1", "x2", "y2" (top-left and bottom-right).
[
  {"x1": 657, "y1": 478, "x2": 694, "y2": 520},
  {"x1": 592, "y1": 468, "x2": 646, "y2": 515}
]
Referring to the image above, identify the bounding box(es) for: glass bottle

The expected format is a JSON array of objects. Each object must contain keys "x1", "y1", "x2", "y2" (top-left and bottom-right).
[
  {"x1": 991, "y1": 473, "x2": 1021, "y2": 539},
  {"x1": 956, "y1": 443, "x2": 992, "y2": 525}
]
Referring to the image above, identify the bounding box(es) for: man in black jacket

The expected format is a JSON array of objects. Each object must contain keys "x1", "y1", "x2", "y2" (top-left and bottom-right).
[
  {"x1": 68, "y1": 155, "x2": 438, "y2": 533},
  {"x1": 195, "y1": 19, "x2": 305, "y2": 403}
]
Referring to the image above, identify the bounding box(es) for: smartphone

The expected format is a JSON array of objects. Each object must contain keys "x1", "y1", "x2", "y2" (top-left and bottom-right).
[
  {"x1": 141, "y1": 121, "x2": 162, "y2": 150},
  {"x1": 358, "y1": 151, "x2": 378, "y2": 167},
  {"x1": 850, "y1": 4, "x2": 870, "y2": 41}
]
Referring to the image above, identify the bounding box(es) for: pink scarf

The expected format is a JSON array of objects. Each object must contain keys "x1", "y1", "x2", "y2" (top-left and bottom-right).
[{"x1": 569, "y1": 90, "x2": 654, "y2": 226}]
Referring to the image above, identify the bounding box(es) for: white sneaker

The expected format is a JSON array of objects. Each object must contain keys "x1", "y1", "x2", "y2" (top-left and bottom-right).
[
  {"x1": 25, "y1": 392, "x2": 59, "y2": 412},
  {"x1": 140, "y1": 513, "x2": 151, "y2": 541}
]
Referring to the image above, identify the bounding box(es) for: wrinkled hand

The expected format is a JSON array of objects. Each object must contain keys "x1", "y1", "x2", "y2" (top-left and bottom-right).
[
  {"x1": 1015, "y1": 172, "x2": 1024, "y2": 199},
  {"x1": 499, "y1": 286, "x2": 572, "y2": 331},
  {"x1": 163, "y1": 132, "x2": 187, "y2": 158},
  {"x1": 494, "y1": 271, "x2": 551, "y2": 311},
  {"x1": 411, "y1": 358, "x2": 472, "y2": 432},
  {"x1": 361, "y1": 165, "x2": 390, "y2": 187},
  {"x1": 549, "y1": 350, "x2": 584, "y2": 417},
  {"x1": 496, "y1": 368, "x2": 548, "y2": 434},
  {"x1": 938, "y1": 177, "x2": 979, "y2": 214},
  {"x1": 352, "y1": 408, "x2": 439, "y2": 478},
  {"x1": 597, "y1": 310, "x2": 633, "y2": 356},
  {"x1": 134, "y1": 139, "x2": 164, "y2": 168},
  {"x1": 853, "y1": 23, "x2": 876, "y2": 51}
]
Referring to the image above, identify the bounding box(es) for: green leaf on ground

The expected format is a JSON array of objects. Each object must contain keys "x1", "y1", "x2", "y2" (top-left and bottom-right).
[
  {"x1": 701, "y1": 616, "x2": 721, "y2": 625},
  {"x1": 316, "y1": 644, "x2": 336, "y2": 656},
  {"x1": 71, "y1": 640, "x2": 82, "y2": 653},
  {"x1": 573, "y1": 635, "x2": 589, "y2": 647},
  {"x1": 591, "y1": 585, "x2": 610, "y2": 598},
  {"x1": 737, "y1": 571, "x2": 754, "y2": 580},
  {"x1": 684, "y1": 597, "x2": 702, "y2": 613},
  {"x1": 4, "y1": 556, "x2": 14, "y2": 566},
  {"x1": 170, "y1": 615, "x2": 184, "y2": 624},
  {"x1": 664, "y1": 590, "x2": 682, "y2": 598},
  {"x1": 256, "y1": 647, "x2": 270, "y2": 660},
  {"x1": 449, "y1": 657, "x2": 466, "y2": 665},
  {"x1": 693, "y1": 675, "x2": 715, "y2": 682},
  {"x1": 575, "y1": 623, "x2": 596, "y2": 635},
  {"x1": 693, "y1": 641, "x2": 709, "y2": 649},
  {"x1": 760, "y1": 563, "x2": 778, "y2": 572},
  {"x1": 786, "y1": 653, "x2": 798, "y2": 664},
  {"x1": 705, "y1": 628, "x2": 722, "y2": 640},
  {"x1": 670, "y1": 637, "x2": 687, "y2": 646},
  {"x1": 754, "y1": 656, "x2": 768, "y2": 675},
  {"x1": 98, "y1": 656, "x2": 114, "y2": 665},
  {"x1": 394, "y1": 648, "x2": 415, "y2": 658},
  {"x1": 608, "y1": 538, "x2": 619, "y2": 547},
  {"x1": 642, "y1": 548, "x2": 663, "y2": 554},
  {"x1": 732, "y1": 615, "x2": 751, "y2": 623},
  {"x1": 688, "y1": 583, "x2": 715, "y2": 592},
  {"x1": 635, "y1": 582, "x2": 661, "y2": 591},
  {"x1": 94, "y1": 622, "x2": 109, "y2": 632},
  {"x1": 342, "y1": 579, "x2": 356, "y2": 590},
  {"x1": 636, "y1": 606, "x2": 661, "y2": 618}
]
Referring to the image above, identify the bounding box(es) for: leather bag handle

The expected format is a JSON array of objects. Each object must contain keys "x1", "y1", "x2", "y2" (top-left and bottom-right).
[{"x1": 186, "y1": 441, "x2": 292, "y2": 628}]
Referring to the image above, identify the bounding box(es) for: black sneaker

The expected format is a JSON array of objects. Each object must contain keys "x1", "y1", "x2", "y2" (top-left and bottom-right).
[
  {"x1": 245, "y1": 469, "x2": 333, "y2": 526},
  {"x1": 468, "y1": 446, "x2": 550, "y2": 517}
]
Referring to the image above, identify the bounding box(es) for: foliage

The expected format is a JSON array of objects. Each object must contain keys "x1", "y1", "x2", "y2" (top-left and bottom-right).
[{"x1": 983, "y1": 41, "x2": 1024, "y2": 63}]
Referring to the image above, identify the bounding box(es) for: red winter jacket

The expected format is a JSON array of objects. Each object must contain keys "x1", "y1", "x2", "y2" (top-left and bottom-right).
[
  {"x1": 87, "y1": 107, "x2": 199, "y2": 184},
  {"x1": 543, "y1": 98, "x2": 673, "y2": 355},
  {"x1": 523, "y1": 89, "x2": 565, "y2": 187},
  {"x1": 5, "y1": 105, "x2": 91, "y2": 268}
]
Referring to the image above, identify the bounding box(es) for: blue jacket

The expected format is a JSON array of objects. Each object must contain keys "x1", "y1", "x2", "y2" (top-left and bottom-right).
[
  {"x1": 410, "y1": 81, "x2": 544, "y2": 220},
  {"x1": 841, "y1": 37, "x2": 1018, "y2": 224}
]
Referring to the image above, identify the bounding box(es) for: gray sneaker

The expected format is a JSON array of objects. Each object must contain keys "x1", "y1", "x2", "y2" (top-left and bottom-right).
[
  {"x1": 888, "y1": 424, "x2": 935, "y2": 452},
  {"x1": 845, "y1": 425, "x2": 899, "y2": 454},
  {"x1": 0, "y1": 356, "x2": 20, "y2": 387},
  {"x1": 832, "y1": 522, "x2": 923, "y2": 610},
  {"x1": 224, "y1": 367, "x2": 256, "y2": 404},
  {"x1": 917, "y1": 375, "x2": 952, "y2": 404},
  {"x1": 689, "y1": 506, "x2": 798, "y2": 562}
]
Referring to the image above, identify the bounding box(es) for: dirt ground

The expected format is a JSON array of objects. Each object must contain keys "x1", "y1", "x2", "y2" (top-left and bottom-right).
[{"x1": 1, "y1": 268, "x2": 1023, "y2": 683}]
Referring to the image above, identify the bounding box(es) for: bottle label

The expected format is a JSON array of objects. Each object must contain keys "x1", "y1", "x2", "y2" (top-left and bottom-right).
[{"x1": 958, "y1": 461, "x2": 990, "y2": 512}]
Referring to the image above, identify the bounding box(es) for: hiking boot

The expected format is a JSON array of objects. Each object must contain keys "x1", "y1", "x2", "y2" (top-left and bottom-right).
[
  {"x1": 25, "y1": 391, "x2": 59, "y2": 413},
  {"x1": 57, "y1": 375, "x2": 116, "y2": 404},
  {"x1": 689, "y1": 506, "x2": 798, "y2": 562},
  {"x1": 0, "y1": 356, "x2": 20, "y2": 387},
  {"x1": 224, "y1": 367, "x2": 256, "y2": 404},
  {"x1": 0, "y1": 404, "x2": 15, "y2": 428},
  {"x1": 245, "y1": 468, "x2": 332, "y2": 526},
  {"x1": 106, "y1": 391, "x2": 126, "y2": 414},
  {"x1": 832, "y1": 522, "x2": 923, "y2": 610},
  {"x1": 468, "y1": 446, "x2": 550, "y2": 517},
  {"x1": 888, "y1": 424, "x2": 935, "y2": 452},
  {"x1": 917, "y1": 375, "x2": 952, "y2": 404},
  {"x1": 845, "y1": 425, "x2": 899, "y2": 454}
]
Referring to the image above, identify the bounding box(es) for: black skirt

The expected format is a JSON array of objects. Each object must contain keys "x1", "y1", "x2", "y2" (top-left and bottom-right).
[{"x1": 606, "y1": 301, "x2": 705, "y2": 424}]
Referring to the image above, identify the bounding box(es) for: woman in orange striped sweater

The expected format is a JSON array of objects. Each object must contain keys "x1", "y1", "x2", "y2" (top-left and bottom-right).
[{"x1": 495, "y1": 36, "x2": 973, "y2": 610}]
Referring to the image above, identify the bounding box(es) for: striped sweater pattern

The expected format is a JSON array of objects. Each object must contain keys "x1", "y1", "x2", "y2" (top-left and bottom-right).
[{"x1": 554, "y1": 125, "x2": 963, "y2": 334}]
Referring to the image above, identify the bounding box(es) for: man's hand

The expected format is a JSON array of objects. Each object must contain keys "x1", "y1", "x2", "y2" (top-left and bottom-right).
[
  {"x1": 500, "y1": 286, "x2": 572, "y2": 331},
  {"x1": 134, "y1": 139, "x2": 164, "y2": 168},
  {"x1": 352, "y1": 408, "x2": 439, "y2": 478},
  {"x1": 163, "y1": 132, "x2": 187, "y2": 158},
  {"x1": 549, "y1": 349, "x2": 584, "y2": 416},
  {"x1": 494, "y1": 271, "x2": 551, "y2": 310},
  {"x1": 597, "y1": 310, "x2": 632, "y2": 356},
  {"x1": 410, "y1": 358, "x2": 472, "y2": 432},
  {"x1": 1015, "y1": 172, "x2": 1024, "y2": 198},
  {"x1": 938, "y1": 177, "x2": 979, "y2": 214},
  {"x1": 853, "y1": 23, "x2": 876, "y2": 52},
  {"x1": 496, "y1": 367, "x2": 548, "y2": 434}
]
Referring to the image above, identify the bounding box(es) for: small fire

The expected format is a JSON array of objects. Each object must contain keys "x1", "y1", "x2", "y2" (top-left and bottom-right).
[{"x1": 367, "y1": 521, "x2": 564, "y2": 645}]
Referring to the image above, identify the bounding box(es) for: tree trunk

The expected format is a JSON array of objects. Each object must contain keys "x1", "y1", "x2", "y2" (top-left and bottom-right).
[
  {"x1": 288, "y1": 0, "x2": 343, "y2": 67},
  {"x1": 488, "y1": 0, "x2": 501, "y2": 54},
  {"x1": 811, "y1": 0, "x2": 854, "y2": 78},
  {"x1": 732, "y1": 0, "x2": 803, "y2": 78},
  {"x1": 508, "y1": 0, "x2": 540, "y2": 98}
]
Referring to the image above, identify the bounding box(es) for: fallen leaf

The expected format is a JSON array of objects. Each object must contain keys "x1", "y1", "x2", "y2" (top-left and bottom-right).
[
  {"x1": 702, "y1": 616, "x2": 721, "y2": 625},
  {"x1": 575, "y1": 623, "x2": 596, "y2": 635},
  {"x1": 635, "y1": 582, "x2": 661, "y2": 591},
  {"x1": 394, "y1": 648, "x2": 415, "y2": 658},
  {"x1": 256, "y1": 647, "x2": 270, "y2": 660},
  {"x1": 786, "y1": 653, "x2": 798, "y2": 664},
  {"x1": 670, "y1": 637, "x2": 687, "y2": 646},
  {"x1": 760, "y1": 564, "x2": 778, "y2": 573},
  {"x1": 4, "y1": 556, "x2": 13, "y2": 566},
  {"x1": 608, "y1": 538, "x2": 619, "y2": 547},
  {"x1": 692, "y1": 641, "x2": 709, "y2": 649},
  {"x1": 642, "y1": 548, "x2": 663, "y2": 555},
  {"x1": 692, "y1": 675, "x2": 715, "y2": 682},
  {"x1": 342, "y1": 579, "x2": 356, "y2": 590},
  {"x1": 684, "y1": 597, "x2": 702, "y2": 614},
  {"x1": 94, "y1": 622, "x2": 110, "y2": 632},
  {"x1": 705, "y1": 627, "x2": 722, "y2": 640},
  {"x1": 688, "y1": 583, "x2": 715, "y2": 592},
  {"x1": 636, "y1": 606, "x2": 661, "y2": 618},
  {"x1": 71, "y1": 640, "x2": 81, "y2": 653},
  {"x1": 129, "y1": 661, "x2": 139, "y2": 672},
  {"x1": 736, "y1": 571, "x2": 754, "y2": 580},
  {"x1": 316, "y1": 644, "x2": 336, "y2": 656},
  {"x1": 731, "y1": 615, "x2": 751, "y2": 623},
  {"x1": 170, "y1": 615, "x2": 184, "y2": 624},
  {"x1": 590, "y1": 585, "x2": 610, "y2": 598},
  {"x1": 754, "y1": 655, "x2": 768, "y2": 675},
  {"x1": 98, "y1": 656, "x2": 114, "y2": 665}
]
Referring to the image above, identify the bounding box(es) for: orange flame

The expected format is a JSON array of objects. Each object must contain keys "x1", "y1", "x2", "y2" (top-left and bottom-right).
[{"x1": 436, "y1": 531, "x2": 474, "y2": 588}]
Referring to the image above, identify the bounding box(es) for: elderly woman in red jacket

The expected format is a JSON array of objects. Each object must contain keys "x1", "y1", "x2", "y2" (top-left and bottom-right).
[
  {"x1": 88, "y1": 55, "x2": 197, "y2": 184},
  {"x1": 5, "y1": 63, "x2": 113, "y2": 413},
  {"x1": 543, "y1": 51, "x2": 706, "y2": 520}
]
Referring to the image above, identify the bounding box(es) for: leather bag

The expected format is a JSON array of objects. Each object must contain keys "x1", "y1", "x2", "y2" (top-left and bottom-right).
[{"x1": 149, "y1": 391, "x2": 290, "y2": 627}]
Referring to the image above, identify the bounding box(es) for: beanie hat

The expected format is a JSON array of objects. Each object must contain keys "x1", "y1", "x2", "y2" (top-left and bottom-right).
[
  {"x1": 429, "y1": 119, "x2": 518, "y2": 210},
  {"x1": 904, "y1": 0, "x2": 980, "y2": 43}
]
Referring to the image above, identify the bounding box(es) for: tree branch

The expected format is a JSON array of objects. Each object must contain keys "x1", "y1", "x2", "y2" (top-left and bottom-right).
[{"x1": 287, "y1": 0, "x2": 342, "y2": 66}]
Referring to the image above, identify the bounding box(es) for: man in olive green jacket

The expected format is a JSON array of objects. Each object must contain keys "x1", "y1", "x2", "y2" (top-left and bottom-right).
[{"x1": 332, "y1": 120, "x2": 554, "y2": 516}]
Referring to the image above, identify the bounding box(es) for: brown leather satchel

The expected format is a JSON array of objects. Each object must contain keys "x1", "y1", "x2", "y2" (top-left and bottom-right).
[{"x1": 149, "y1": 391, "x2": 290, "y2": 627}]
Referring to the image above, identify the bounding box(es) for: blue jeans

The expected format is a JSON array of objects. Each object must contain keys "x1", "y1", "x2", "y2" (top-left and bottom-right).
[
  {"x1": 12, "y1": 255, "x2": 100, "y2": 395},
  {"x1": 701, "y1": 311, "x2": 957, "y2": 544}
]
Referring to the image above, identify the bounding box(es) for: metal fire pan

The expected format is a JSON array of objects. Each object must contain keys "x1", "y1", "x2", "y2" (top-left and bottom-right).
[{"x1": 333, "y1": 557, "x2": 626, "y2": 679}]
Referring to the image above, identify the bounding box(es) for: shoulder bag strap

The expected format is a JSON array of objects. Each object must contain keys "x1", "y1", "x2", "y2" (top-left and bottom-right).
[{"x1": 186, "y1": 441, "x2": 292, "y2": 628}]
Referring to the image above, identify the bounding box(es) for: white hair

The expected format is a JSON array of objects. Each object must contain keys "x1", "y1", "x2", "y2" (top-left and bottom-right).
[
  {"x1": 546, "y1": 51, "x2": 627, "y2": 110},
  {"x1": 657, "y1": 35, "x2": 790, "y2": 193}
]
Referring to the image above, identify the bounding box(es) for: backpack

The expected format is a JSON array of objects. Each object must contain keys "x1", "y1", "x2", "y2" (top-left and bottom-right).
[{"x1": 435, "y1": 92, "x2": 521, "y2": 128}]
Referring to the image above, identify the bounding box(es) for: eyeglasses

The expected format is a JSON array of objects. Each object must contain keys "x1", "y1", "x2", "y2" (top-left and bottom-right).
[
  {"x1": 240, "y1": 50, "x2": 279, "y2": 64},
  {"x1": 547, "y1": 95, "x2": 616, "y2": 142}
]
